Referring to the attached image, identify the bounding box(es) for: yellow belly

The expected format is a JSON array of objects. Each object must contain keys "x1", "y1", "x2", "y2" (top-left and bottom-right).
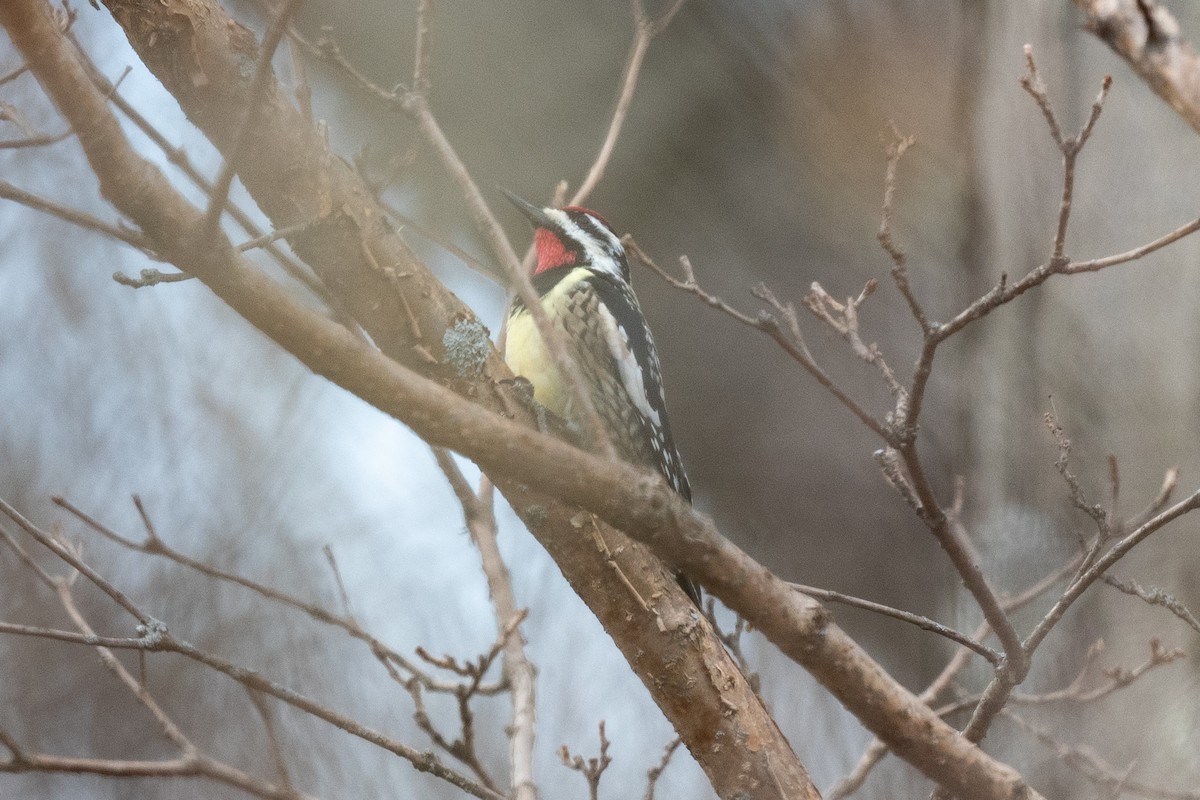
[
  {"x1": 503, "y1": 268, "x2": 595, "y2": 421},
  {"x1": 505, "y1": 306, "x2": 574, "y2": 418}
]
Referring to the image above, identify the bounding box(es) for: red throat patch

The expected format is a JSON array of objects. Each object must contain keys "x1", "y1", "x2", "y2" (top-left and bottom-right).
[{"x1": 534, "y1": 227, "x2": 575, "y2": 275}]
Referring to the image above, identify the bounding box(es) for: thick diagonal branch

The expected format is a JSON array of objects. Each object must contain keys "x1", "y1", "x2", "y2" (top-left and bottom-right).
[
  {"x1": 7, "y1": 5, "x2": 1044, "y2": 793},
  {"x1": 1, "y1": 2, "x2": 815, "y2": 797}
]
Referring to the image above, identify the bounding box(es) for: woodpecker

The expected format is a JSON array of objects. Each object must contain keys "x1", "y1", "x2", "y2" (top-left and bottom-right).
[{"x1": 500, "y1": 189, "x2": 700, "y2": 606}]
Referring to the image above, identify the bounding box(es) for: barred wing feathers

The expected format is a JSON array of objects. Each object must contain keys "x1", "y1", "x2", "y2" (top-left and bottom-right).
[{"x1": 562, "y1": 273, "x2": 691, "y2": 502}]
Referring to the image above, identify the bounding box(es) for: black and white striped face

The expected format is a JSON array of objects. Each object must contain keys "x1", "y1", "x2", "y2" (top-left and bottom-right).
[
  {"x1": 535, "y1": 206, "x2": 629, "y2": 282},
  {"x1": 501, "y1": 189, "x2": 630, "y2": 282}
]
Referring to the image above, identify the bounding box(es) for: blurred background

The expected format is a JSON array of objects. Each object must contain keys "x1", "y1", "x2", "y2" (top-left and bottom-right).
[{"x1": 3, "y1": 1, "x2": 1200, "y2": 798}]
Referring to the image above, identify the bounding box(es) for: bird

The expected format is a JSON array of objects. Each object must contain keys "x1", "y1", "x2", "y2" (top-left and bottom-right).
[{"x1": 499, "y1": 189, "x2": 701, "y2": 606}]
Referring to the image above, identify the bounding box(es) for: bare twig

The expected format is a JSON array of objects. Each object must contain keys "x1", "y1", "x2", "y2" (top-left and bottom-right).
[
  {"x1": 0, "y1": 60, "x2": 124, "y2": 148},
  {"x1": 0, "y1": 497, "x2": 154, "y2": 625},
  {"x1": 877, "y1": 123, "x2": 929, "y2": 333},
  {"x1": 1126, "y1": 468, "x2": 1180, "y2": 531},
  {"x1": 790, "y1": 583, "x2": 1001, "y2": 665},
  {"x1": 939, "y1": 638, "x2": 1183, "y2": 719},
  {"x1": 0, "y1": 179, "x2": 149, "y2": 251},
  {"x1": 873, "y1": 447, "x2": 922, "y2": 512},
  {"x1": 1107, "y1": 454, "x2": 1121, "y2": 527},
  {"x1": 246, "y1": 690, "x2": 298, "y2": 796},
  {"x1": 406, "y1": 681, "x2": 498, "y2": 793},
  {"x1": 67, "y1": 37, "x2": 339, "y2": 311},
  {"x1": 170, "y1": 647, "x2": 496, "y2": 800},
  {"x1": 0, "y1": 620, "x2": 162, "y2": 650},
  {"x1": 1044, "y1": 404, "x2": 1110, "y2": 567},
  {"x1": 0, "y1": 521, "x2": 55, "y2": 585},
  {"x1": 803, "y1": 279, "x2": 906, "y2": 399},
  {"x1": 288, "y1": 27, "x2": 396, "y2": 100},
  {"x1": 901, "y1": 451, "x2": 1027, "y2": 710},
  {"x1": 412, "y1": 0, "x2": 432, "y2": 93},
  {"x1": 57, "y1": 587, "x2": 191, "y2": 752},
  {"x1": 0, "y1": 749, "x2": 316, "y2": 800},
  {"x1": 626, "y1": 237, "x2": 893, "y2": 441},
  {"x1": 919, "y1": 57, "x2": 1116, "y2": 351},
  {"x1": 505, "y1": 0, "x2": 685, "y2": 273},
  {"x1": 703, "y1": 600, "x2": 761, "y2": 694},
  {"x1": 0, "y1": 100, "x2": 36, "y2": 136},
  {"x1": 828, "y1": 553, "x2": 1083, "y2": 799},
  {"x1": 628, "y1": 242, "x2": 756, "y2": 325},
  {"x1": 0, "y1": 520, "x2": 320, "y2": 800},
  {"x1": 932, "y1": 205, "x2": 1200, "y2": 345},
  {"x1": 1065, "y1": 215, "x2": 1200, "y2": 273},
  {"x1": 1020, "y1": 45, "x2": 1112, "y2": 265},
  {"x1": 569, "y1": 0, "x2": 687, "y2": 206},
  {"x1": 642, "y1": 736, "x2": 683, "y2": 800},
  {"x1": 377, "y1": 197, "x2": 493, "y2": 278},
  {"x1": 1102, "y1": 574, "x2": 1200, "y2": 635},
  {"x1": 410, "y1": 611, "x2": 528, "y2": 794},
  {"x1": 51, "y1": 495, "x2": 497, "y2": 696},
  {"x1": 3, "y1": 496, "x2": 505, "y2": 800},
  {"x1": 406, "y1": 673, "x2": 497, "y2": 793},
  {"x1": 201, "y1": 0, "x2": 303, "y2": 239},
  {"x1": 416, "y1": 608, "x2": 524, "y2": 680},
  {"x1": 432, "y1": 449, "x2": 537, "y2": 800},
  {"x1": 1008, "y1": 639, "x2": 1184, "y2": 705},
  {"x1": 112, "y1": 268, "x2": 194, "y2": 288},
  {"x1": 321, "y1": 544, "x2": 355, "y2": 619},
  {"x1": 560, "y1": 722, "x2": 612, "y2": 800},
  {"x1": 0, "y1": 0, "x2": 71, "y2": 93},
  {"x1": 287, "y1": 36, "x2": 312, "y2": 125},
  {"x1": 1004, "y1": 709, "x2": 1200, "y2": 800},
  {"x1": 1026, "y1": 489, "x2": 1200, "y2": 655},
  {"x1": 904, "y1": 53, "x2": 1116, "y2": 761},
  {"x1": 946, "y1": 484, "x2": 1200, "y2": 776},
  {"x1": 0, "y1": 129, "x2": 71, "y2": 148},
  {"x1": 236, "y1": 217, "x2": 328, "y2": 253},
  {"x1": 0, "y1": 63, "x2": 30, "y2": 87}
]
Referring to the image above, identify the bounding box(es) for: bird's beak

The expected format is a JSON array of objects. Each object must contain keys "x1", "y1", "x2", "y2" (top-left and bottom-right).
[{"x1": 500, "y1": 187, "x2": 555, "y2": 229}]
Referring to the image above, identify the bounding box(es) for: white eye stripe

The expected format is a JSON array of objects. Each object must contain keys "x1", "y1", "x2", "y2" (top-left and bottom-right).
[
  {"x1": 575, "y1": 212, "x2": 623, "y2": 255},
  {"x1": 544, "y1": 208, "x2": 626, "y2": 281}
]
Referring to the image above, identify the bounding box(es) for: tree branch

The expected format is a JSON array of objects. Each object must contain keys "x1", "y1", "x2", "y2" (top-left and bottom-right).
[
  {"x1": 828, "y1": 553, "x2": 1086, "y2": 799},
  {"x1": 568, "y1": 0, "x2": 686, "y2": 206},
  {"x1": 0, "y1": 524, "x2": 325, "y2": 800},
  {"x1": 790, "y1": 583, "x2": 1001, "y2": 665},
  {"x1": 1, "y1": 1, "x2": 1051, "y2": 795},
  {"x1": 0, "y1": 498, "x2": 505, "y2": 800},
  {"x1": 0, "y1": 178, "x2": 149, "y2": 250},
  {"x1": 433, "y1": 452, "x2": 538, "y2": 800},
  {"x1": 50, "y1": 495, "x2": 488, "y2": 695},
  {"x1": 72, "y1": 3, "x2": 825, "y2": 796},
  {"x1": 626, "y1": 238, "x2": 894, "y2": 442},
  {"x1": 1072, "y1": 0, "x2": 1200, "y2": 136},
  {"x1": 200, "y1": 0, "x2": 302, "y2": 238},
  {"x1": 7, "y1": 3, "x2": 818, "y2": 796}
]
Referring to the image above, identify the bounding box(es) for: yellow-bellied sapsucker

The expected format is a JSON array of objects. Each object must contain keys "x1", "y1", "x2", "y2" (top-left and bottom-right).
[{"x1": 500, "y1": 190, "x2": 700, "y2": 605}]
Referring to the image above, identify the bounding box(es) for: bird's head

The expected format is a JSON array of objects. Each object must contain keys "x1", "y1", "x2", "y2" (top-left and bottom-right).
[{"x1": 501, "y1": 188, "x2": 630, "y2": 283}]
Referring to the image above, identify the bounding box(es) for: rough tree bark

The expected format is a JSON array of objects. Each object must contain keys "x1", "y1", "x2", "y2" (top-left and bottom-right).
[
  {"x1": 0, "y1": 1, "x2": 1046, "y2": 797},
  {"x1": 2, "y1": 1, "x2": 818, "y2": 797},
  {"x1": 1073, "y1": 0, "x2": 1200, "y2": 134}
]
